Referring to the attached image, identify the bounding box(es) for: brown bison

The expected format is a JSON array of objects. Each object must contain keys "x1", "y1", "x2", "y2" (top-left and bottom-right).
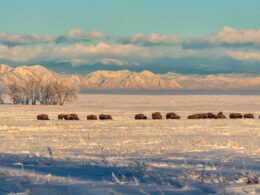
[
  {"x1": 37, "y1": 114, "x2": 49, "y2": 120},
  {"x1": 152, "y1": 112, "x2": 162, "y2": 120},
  {"x1": 188, "y1": 113, "x2": 208, "y2": 119},
  {"x1": 99, "y1": 114, "x2": 112, "y2": 120},
  {"x1": 215, "y1": 112, "x2": 226, "y2": 119},
  {"x1": 64, "y1": 114, "x2": 79, "y2": 120},
  {"x1": 188, "y1": 114, "x2": 201, "y2": 119},
  {"x1": 244, "y1": 113, "x2": 254, "y2": 119},
  {"x1": 87, "y1": 115, "x2": 98, "y2": 120},
  {"x1": 207, "y1": 113, "x2": 216, "y2": 119},
  {"x1": 166, "y1": 112, "x2": 180, "y2": 119},
  {"x1": 135, "y1": 114, "x2": 147, "y2": 120},
  {"x1": 58, "y1": 114, "x2": 66, "y2": 120},
  {"x1": 229, "y1": 113, "x2": 243, "y2": 119}
]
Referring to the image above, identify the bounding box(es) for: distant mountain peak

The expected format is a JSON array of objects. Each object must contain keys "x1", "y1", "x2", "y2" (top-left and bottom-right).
[
  {"x1": 1, "y1": 64, "x2": 260, "y2": 90},
  {"x1": 0, "y1": 64, "x2": 13, "y2": 74},
  {"x1": 15, "y1": 65, "x2": 52, "y2": 73}
]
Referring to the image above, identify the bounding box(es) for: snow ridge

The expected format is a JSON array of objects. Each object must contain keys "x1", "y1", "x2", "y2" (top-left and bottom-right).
[{"x1": 1, "y1": 64, "x2": 260, "y2": 90}]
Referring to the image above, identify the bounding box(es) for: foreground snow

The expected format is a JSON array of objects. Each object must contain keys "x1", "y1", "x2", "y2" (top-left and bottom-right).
[{"x1": 0, "y1": 94, "x2": 259, "y2": 194}]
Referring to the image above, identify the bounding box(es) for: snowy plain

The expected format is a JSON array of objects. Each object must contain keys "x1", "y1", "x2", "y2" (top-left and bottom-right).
[{"x1": 0, "y1": 94, "x2": 259, "y2": 194}]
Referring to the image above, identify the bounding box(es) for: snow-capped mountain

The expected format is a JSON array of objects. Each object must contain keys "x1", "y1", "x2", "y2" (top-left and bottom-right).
[
  {"x1": 84, "y1": 70, "x2": 171, "y2": 89},
  {"x1": 0, "y1": 64, "x2": 84, "y2": 87},
  {"x1": 0, "y1": 65, "x2": 180, "y2": 89},
  {"x1": 0, "y1": 64, "x2": 13, "y2": 74},
  {"x1": 163, "y1": 73, "x2": 260, "y2": 90},
  {"x1": 1, "y1": 64, "x2": 260, "y2": 90}
]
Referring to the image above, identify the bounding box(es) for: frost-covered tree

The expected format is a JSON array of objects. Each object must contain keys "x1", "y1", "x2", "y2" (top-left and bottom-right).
[
  {"x1": 6, "y1": 80, "x2": 23, "y2": 104},
  {"x1": 52, "y1": 81, "x2": 77, "y2": 105},
  {"x1": 5, "y1": 77, "x2": 77, "y2": 105}
]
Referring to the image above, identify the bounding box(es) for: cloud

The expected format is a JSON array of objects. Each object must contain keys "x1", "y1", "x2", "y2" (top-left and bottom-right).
[
  {"x1": 0, "y1": 42, "x2": 154, "y2": 64},
  {"x1": 120, "y1": 33, "x2": 179, "y2": 46},
  {"x1": 2, "y1": 26, "x2": 260, "y2": 76},
  {"x1": 55, "y1": 29, "x2": 109, "y2": 44},
  {"x1": 95, "y1": 58, "x2": 129, "y2": 65},
  {"x1": 227, "y1": 50, "x2": 260, "y2": 61},
  {"x1": 0, "y1": 40, "x2": 239, "y2": 66},
  {"x1": 0, "y1": 29, "x2": 109, "y2": 46},
  {"x1": 183, "y1": 26, "x2": 260, "y2": 49},
  {"x1": 50, "y1": 42, "x2": 150, "y2": 58},
  {"x1": 213, "y1": 26, "x2": 260, "y2": 44},
  {"x1": 48, "y1": 42, "x2": 162, "y2": 65},
  {"x1": 0, "y1": 44, "x2": 45, "y2": 62},
  {"x1": 0, "y1": 32, "x2": 54, "y2": 47}
]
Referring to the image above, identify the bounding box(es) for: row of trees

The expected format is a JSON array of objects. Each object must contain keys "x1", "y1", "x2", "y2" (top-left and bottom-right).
[{"x1": 5, "y1": 77, "x2": 77, "y2": 105}]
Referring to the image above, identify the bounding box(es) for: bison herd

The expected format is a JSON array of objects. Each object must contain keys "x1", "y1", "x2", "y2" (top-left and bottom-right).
[
  {"x1": 187, "y1": 112, "x2": 255, "y2": 119},
  {"x1": 37, "y1": 114, "x2": 113, "y2": 121},
  {"x1": 135, "y1": 112, "x2": 180, "y2": 120},
  {"x1": 58, "y1": 114, "x2": 79, "y2": 120},
  {"x1": 188, "y1": 112, "x2": 226, "y2": 119},
  {"x1": 37, "y1": 112, "x2": 257, "y2": 120}
]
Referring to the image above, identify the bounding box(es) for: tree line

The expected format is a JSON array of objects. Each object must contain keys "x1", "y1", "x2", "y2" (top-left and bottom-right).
[{"x1": 4, "y1": 77, "x2": 77, "y2": 105}]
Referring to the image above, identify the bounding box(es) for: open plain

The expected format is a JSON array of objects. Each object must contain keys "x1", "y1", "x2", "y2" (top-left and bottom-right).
[{"x1": 0, "y1": 94, "x2": 259, "y2": 194}]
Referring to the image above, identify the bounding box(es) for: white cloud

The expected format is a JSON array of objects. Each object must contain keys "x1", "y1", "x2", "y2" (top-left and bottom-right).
[
  {"x1": 0, "y1": 42, "x2": 155, "y2": 64},
  {"x1": 121, "y1": 33, "x2": 179, "y2": 46},
  {"x1": 95, "y1": 58, "x2": 129, "y2": 65},
  {"x1": 55, "y1": 29, "x2": 108, "y2": 44},
  {"x1": 0, "y1": 40, "x2": 230, "y2": 65},
  {"x1": 0, "y1": 45, "x2": 44, "y2": 62},
  {"x1": 227, "y1": 50, "x2": 260, "y2": 61},
  {"x1": 183, "y1": 26, "x2": 260, "y2": 49},
  {"x1": 51, "y1": 42, "x2": 150, "y2": 58},
  {"x1": 0, "y1": 32, "x2": 54, "y2": 46},
  {"x1": 88, "y1": 31, "x2": 108, "y2": 39},
  {"x1": 212, "y1": 26, "x2": 260, "y2": 44},
  {"x1": 2, "y1": 26, "x2": 260, "y2": 67},
  {"x1": 0, "y1": 29, "x2": 109, "y2": 46}
]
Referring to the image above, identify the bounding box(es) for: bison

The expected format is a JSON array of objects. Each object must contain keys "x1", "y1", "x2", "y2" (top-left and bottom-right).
[
  {"x1": 187, "y1": 113, "x2": 217, "y2": 119},
  {"x1": 200, "y1": 113, "x2": 209, "y2": 119},
  {"x1": 207, "y1": 113, "x2": 216, "y2": 119},
  {"x1": 37, "y1": 114, "x2": 49, "y2": 120},
  {"x1": 152, "y1": 112, "x2": 162, "y2": 120},
  {"x1": 244, "y1": 113, "x2": 254, "y2": 119},
  {"x1": 99, "y1": 114, "x2": 112, "y2": 120},
  {"x1": 215, "y1": 112, "x2": 226, "y2": 119},
  {"x1": 229, "y1": 113, "x2": 243, "y2": 119},
  {"x1": 166, "y1": 112, "x2": 180, "y2": 119},
  {"x1": 58, "y1": 114, "x2": 66, "y2": 120},
  {"x1": 188, "y1": 114, "x2": 201, "y2": 119},
  {"x1": 64, "y1": 114, "x2": 79, "y2": 120},
  {"x1": 135, "y1": 114, "x2": 147, "y2": 120},
  {"x1": 188, "y1": 113, "x2": 207, "y2": 119},
  {"x1": 87, "y1": 115, "x2": 98, "y2": 120}
]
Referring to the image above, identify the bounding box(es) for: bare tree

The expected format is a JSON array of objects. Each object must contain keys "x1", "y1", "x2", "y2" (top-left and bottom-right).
[
  {"x1": 38, "y1": 82, "x2": 54, "y2": 105},
  {"x1": 50, "y1": 81, "x2": 77, "y2": 105},
  {"x1": 6, "y1": 80, "x2": 23, "y2": 104},
  {"x1": 5, "y1": 77, "x2": 78, "y2": 105},
  {"x1": 27, "y1": 77, "x2": 41, "y2": 105}
]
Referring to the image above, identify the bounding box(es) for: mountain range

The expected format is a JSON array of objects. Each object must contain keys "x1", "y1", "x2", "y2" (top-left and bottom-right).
[{"x1": 0, "y1": 64, "x2": 260, "y2": 90}]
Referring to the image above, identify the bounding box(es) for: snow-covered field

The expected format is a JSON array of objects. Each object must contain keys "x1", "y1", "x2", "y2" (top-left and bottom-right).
[{"x1": 0, "y1": 94, "x2": 259, "y2": 194}]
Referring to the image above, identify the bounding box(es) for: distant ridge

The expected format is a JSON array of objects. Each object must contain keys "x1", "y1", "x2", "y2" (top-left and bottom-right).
[{"x1": 1, "y1": 64, "x2": 260, "y2": 90}]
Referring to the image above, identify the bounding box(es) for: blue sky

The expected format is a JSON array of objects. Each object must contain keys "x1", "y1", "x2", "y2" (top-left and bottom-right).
[
  {"x1": 1, "y1": 0, "x2": 260, "y2": 74},
  {"x1": 1, "y1": 0, "x2": 260, "y2": 36}
]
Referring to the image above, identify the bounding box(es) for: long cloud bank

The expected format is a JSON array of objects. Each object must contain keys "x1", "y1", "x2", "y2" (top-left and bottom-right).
[{"x1": 0, "y1": 26, "x2": 260, "y2": 74}]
